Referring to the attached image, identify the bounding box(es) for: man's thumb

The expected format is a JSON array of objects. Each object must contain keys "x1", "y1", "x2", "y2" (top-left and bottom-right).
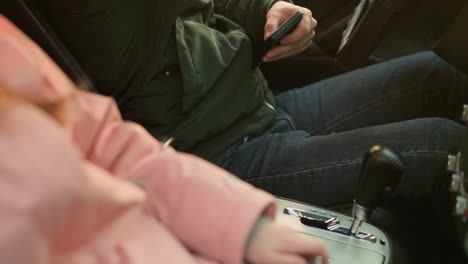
[{"x1": 264, "y1": 15, "x2": 280, "y2": 40}]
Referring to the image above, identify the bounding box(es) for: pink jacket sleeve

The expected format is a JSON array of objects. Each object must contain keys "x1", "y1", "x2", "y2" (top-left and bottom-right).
[{"x1": 70, "y1": 91, "x2": 276, "y2": 264}]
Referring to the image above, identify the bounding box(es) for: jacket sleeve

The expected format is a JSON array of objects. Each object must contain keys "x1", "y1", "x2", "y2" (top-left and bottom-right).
[
  {"x1": 213, "y1": 0, "x2": 293, "y2": 43},
  {"x1": 71, "y1": 90, "x2": 276, "y2": 264}
]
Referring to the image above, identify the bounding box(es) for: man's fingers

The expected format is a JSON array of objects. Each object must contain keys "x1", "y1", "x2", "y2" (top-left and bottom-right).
[
  {"x1": 263, "y1": 45, "x2": 298, "y2": 62},
  {"x1": 265, "y1": 4, "x2": 309, "y2": 40},
  {"x1": 281, "y1": 9, "x2": 316, "y2": 44},
  {"x1": 263, "y1": 48, "x2": 295, "y2": 62},
  {"x1": 264, "y1": 33, "x2": 314, "y2": 62},
  {"x1": 263, "y1": 2, "x2": 317, "y2": 62}
]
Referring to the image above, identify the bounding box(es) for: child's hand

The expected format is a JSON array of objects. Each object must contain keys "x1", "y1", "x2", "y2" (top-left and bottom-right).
[{"x1": 245, "y1": 220, "x2": 328, "y2": 264}]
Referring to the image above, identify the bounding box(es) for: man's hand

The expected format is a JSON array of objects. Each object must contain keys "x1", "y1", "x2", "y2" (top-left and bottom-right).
[
  {"x1": 263, "y1": 1, "x2": 317, "y2": 62},
  {"x1": 245, "y1": 220, "x2": 328, "y2": 264}
]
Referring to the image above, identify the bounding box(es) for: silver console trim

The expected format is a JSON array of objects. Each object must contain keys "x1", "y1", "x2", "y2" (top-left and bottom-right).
[{"x1": 276, "y1": 198, "x2": 390, "y2": 264}]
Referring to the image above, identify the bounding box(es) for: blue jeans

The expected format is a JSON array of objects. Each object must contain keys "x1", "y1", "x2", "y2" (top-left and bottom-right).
[{"x1": 213, "y1": 52, "x2": 468, "y2": 208}]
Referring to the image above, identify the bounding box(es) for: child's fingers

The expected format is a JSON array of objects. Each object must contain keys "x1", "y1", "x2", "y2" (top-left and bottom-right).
[
  {"x1": 290, "y1": 237, "x2": 328, "y2": 264},
  {"x1": 269, "y1": 252, "x2": 308, "y2": 264}
]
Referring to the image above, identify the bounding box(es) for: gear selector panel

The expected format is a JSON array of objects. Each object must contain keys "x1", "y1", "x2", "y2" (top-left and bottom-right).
[
  {"x1": 283, "y1": 207, "x2": 378, "y2": 243},
  {"x1": 276, "y1": 198, "x2": 390, "y2": 264}
]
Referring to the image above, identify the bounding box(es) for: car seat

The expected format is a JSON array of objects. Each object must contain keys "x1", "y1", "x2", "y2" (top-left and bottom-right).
[{"x1": 0, "y1": 0, "x2": 96, "y2": 92}]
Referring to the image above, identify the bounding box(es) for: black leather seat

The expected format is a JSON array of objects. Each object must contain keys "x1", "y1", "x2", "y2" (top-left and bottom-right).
[{"x1": 1, "y1": 0, "x2": 97, "y2": 92}]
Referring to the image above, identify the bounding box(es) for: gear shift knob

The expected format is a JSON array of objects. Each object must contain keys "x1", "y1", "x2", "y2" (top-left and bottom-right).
[
  {"x1": 349, "y1": 145, "x2": 404, "y2": 236},
  {"x1": 355, "y1": 145, "x2": 404, "y2": 209}
]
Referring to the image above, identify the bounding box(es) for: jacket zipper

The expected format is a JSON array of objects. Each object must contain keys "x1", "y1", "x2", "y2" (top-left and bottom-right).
[{"x1": 265, "y1": 101, "x2": 276, "y2": 113}]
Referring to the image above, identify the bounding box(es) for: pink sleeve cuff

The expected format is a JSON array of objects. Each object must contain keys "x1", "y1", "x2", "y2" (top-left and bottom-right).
[{"x1": 221, "y1": 187, "x2": 275, "y2": 264}]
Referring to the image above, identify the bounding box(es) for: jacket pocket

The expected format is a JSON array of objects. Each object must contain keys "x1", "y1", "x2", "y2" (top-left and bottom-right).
[{"x1": 122, "y1": 66, "x2": 184, "y2": 127}]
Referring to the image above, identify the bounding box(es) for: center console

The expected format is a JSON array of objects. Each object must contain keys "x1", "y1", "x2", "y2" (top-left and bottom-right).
[
  {"x1": 276, "y1": 198, "x2": 391, "y2": 264},
  {"x1": 276, "y1": 146, "x2": 404, "y2": 264}
]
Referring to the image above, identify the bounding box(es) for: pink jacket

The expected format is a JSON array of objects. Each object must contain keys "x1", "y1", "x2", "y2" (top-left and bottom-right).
[{"x1": 0, "y1": 16, "x2": 275, "y2": 264}]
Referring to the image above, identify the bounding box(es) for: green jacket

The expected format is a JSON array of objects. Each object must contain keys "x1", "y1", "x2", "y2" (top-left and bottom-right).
[{"x1": 40, "y1": 0, "x2": 285, "y2": 160}]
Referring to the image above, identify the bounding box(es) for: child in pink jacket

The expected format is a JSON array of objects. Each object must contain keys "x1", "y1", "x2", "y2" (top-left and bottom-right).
[{"x1": 0, "y1": 16, "x2": 327, "y2": 264}]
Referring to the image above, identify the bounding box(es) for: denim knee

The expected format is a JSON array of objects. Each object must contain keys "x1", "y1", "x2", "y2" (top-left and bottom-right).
[
  {"x1": 408, "y1": 117, "x2": 464, "y2": 153},
  {"x1": 406, "y1": 51, "x2": 467, "y2": 83}
]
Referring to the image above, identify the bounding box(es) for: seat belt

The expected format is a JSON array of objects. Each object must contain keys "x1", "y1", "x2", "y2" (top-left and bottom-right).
[
  {"x1": 336, "y1": 0, "x2": 408, "y2": 70},
  {"x1": 1, "y1": 0, "x2": 97, "y2": 92}
]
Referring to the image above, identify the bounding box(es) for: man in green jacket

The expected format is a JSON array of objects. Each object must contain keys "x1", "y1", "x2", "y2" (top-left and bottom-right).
[
  {"x1": 39, "y1": 0, "x2": 468, "y2": 216},
  {"x1": 38, "y1": 0, "x2": 315, "y2": 160}
]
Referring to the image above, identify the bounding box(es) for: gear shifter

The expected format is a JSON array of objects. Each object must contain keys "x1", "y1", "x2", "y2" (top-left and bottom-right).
[{"x1": 349, "y1": 145, "x2": 404, "y2": 236}]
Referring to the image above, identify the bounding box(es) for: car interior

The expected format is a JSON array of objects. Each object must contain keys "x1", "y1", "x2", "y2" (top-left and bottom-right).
[{"x1": 1, "y1": 0, "x2": 468, "y2": 263}]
